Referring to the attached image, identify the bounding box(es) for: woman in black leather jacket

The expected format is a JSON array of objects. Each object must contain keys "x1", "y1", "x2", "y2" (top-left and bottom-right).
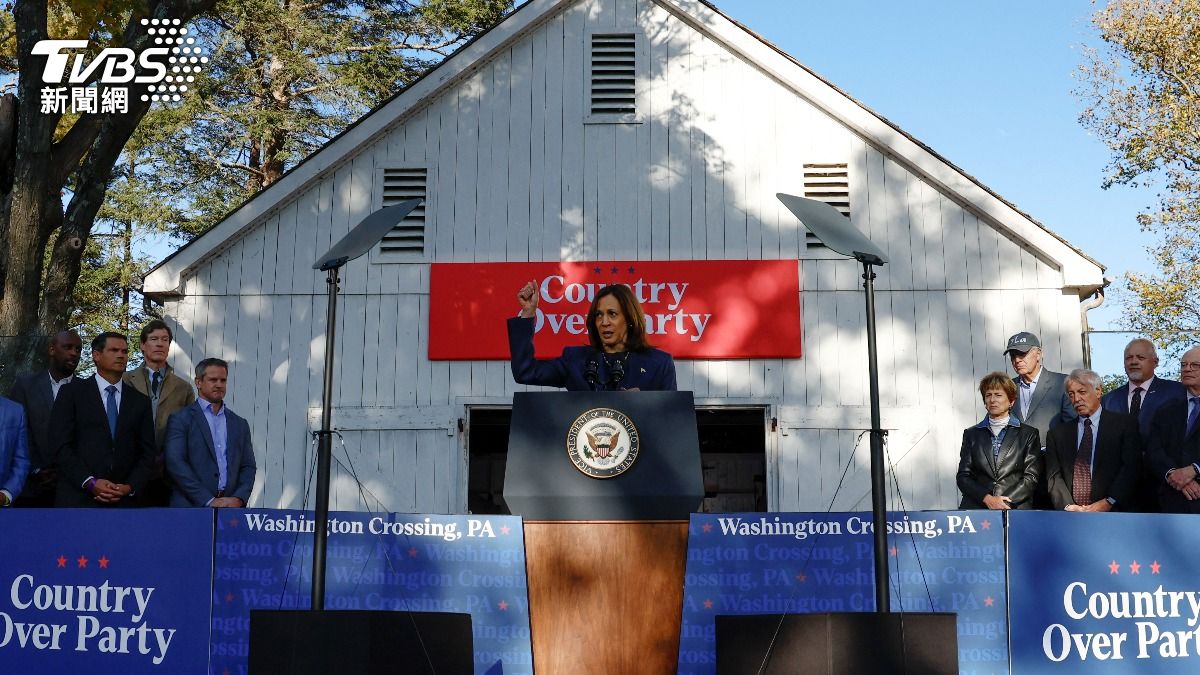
[{"x1": 956, "y1": 371, "x2": 1043, "y2": 509}]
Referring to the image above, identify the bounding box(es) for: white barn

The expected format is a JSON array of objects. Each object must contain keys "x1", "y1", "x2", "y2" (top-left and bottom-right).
[{"x1": 143, "y1": 0, "x2": 1105, "y2": 514}]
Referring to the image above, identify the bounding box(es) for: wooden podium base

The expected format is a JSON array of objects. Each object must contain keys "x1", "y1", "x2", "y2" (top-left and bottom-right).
[{"x1": 524, "y1": 521, "x2": 689, "y2": 674}]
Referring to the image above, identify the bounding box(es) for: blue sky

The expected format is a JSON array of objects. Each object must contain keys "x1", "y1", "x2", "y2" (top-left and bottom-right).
[{"x1": 712, "y1": 0, "x2": 1155, "y2": 376}]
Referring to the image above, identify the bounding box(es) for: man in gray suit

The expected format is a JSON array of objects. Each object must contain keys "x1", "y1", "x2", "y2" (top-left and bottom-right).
[
  {"x1": 7, "y1": 330, "x2": 82, "y2": 506},
  {"x1": 1006, "y1": 332, "x2": 1075, "y2": 444},
  {"x1": 1006, "y1": 331, "x2": 1076, "y2": 509},
  {"x1": 164, "y1": 358, "x2": 256, "y2": 508}
]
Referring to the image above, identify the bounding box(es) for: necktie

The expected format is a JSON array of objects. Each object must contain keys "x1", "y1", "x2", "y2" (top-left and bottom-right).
[
  {"x1": 151, "y1": 371, "x2": 162, "y2": 398},
  {"x1": 1130, "y1": 387, "x2": 1143, "y2": 420},
  {"x1": 1072, "y1": 418, "x2": 1093, "y2": 507},
  {"x1": 105, "y1": 385, "x2": 118, "y2": 438},
  {"x1": 1187, "y1": 398, "x2": 1200, "y2": 438}
]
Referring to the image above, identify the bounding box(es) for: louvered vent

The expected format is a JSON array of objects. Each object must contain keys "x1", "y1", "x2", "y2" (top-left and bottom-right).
[
  {"x1": 803, "y1": 163, "x2": 849, "y2": 249},
  {"x1": 379, "y1": 168, "x2": 426, "y2": 256},
  {"x1": 591, "y1": 34, "x2": 636, "y2": 115}
]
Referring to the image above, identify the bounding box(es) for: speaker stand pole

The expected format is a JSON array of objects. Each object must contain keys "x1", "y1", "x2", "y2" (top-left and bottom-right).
[
  {"x1": 862, "y1": 259, "x2": 889, "y2": 613},
  {"x1": 311, "y1": 266, "x2": 340, "y2": 610}
]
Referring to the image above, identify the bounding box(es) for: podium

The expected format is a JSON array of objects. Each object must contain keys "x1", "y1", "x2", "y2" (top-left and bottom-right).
[{"x1": 505, "y1": 391, "x2": 702, "y2": 673}]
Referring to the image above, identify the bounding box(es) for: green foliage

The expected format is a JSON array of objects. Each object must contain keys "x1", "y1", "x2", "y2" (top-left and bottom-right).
[
  {"x1": 1077, "y1": 0, "x2": 1200, "y2": 358},
  {"x1": 1100, "y1": 373, "x2": 1127, "y2": 395},
  {"x1": 130, "y1": 0, "x2": 511, "y2": 239},
  {"x1": 2, "y1": 0, "x2": 508, "y2": 356}
]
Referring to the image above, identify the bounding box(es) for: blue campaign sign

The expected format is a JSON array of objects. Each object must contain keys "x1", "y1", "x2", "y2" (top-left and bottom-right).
[
  {"x1": 677, "y1": 511, "x2": 1008, "y2": 675},
  {"x1": 1009, "y1": 511, "x2": 1200, "y2": 673},
  {"x1": 211, "y1": 509, "x2": 532, "y2": 675},
  {"x1": 0, "y1": 508, "x2": 214, "y2": 673}
]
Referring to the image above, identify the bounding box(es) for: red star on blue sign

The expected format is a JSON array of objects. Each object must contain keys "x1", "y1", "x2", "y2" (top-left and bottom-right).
[
  {"x1": 76, "y1": 555, "x2": 88, "y2": 568},
  {"x1": 56, "y1": 555, "x2": 66, "y2": 568},
  {"x1": 99, "y1": 556, "x2": 109, "y2": 569}
]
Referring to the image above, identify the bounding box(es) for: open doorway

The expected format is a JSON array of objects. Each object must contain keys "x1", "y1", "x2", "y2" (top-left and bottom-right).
[{"x1": 466, "y1": 405, "x2": 768, "y2": 515}]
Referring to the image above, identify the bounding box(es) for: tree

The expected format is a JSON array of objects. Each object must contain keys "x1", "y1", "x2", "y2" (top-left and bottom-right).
[
  {"x1": 0, "y1": 0, "x2": 508, "y2": 388},
  {"x1": 136, "y1": 0, "x2": 509, "y2": 236},
  {"x1": 1077, "y1": 0, "x2": 1200, "y2": 357},
  {"x1": 0, "y1": 0, "x2": 218, "y2": 386}
]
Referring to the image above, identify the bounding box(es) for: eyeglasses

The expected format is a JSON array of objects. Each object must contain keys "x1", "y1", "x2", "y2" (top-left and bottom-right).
[{"x1": 1182, "y1": 362, "x2": 1200, "y2": 371}]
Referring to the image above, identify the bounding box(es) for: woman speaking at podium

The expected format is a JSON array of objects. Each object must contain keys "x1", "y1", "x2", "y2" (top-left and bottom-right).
[{"x1": 508, "y1": 280, "x2": 677, "y2": 391}]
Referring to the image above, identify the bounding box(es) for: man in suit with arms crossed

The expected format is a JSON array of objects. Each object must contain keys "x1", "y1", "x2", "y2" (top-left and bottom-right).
[
  {"x1": 51, "y1": 333, "x2": 156, "y2": 506},
  {"x1": 1144, "y1": 346, "x2": 1200, "y2": 513},
  {"x1": 1101, "y1": 338, "x2": 1186, "y2": 511},
  {"x1": 165, "y1": 358, "x2": 256, "y2": 507},
  {"x1": 124, "y1": 320, "x2": 196, "y2": 506},
  {"x1": 8, "y1": 330, "x2": 82, "y2": 506},
  {"x1": 1046, "y1": 369, "x2": 1142, "y2": 512}
]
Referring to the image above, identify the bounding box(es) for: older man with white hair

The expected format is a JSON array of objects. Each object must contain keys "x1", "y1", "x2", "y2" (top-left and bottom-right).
[
  {"x1": 1145, "y1": 346, "x2": 1200, "y2": 513},
  {"x1": 1045, "y1": 368, "x2": 1142, "y2": 512}
]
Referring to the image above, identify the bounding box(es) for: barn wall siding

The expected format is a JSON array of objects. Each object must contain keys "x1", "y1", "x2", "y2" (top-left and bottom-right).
[{"x1": 166, "y1": 0, "x2": 1084, "y2": 512}]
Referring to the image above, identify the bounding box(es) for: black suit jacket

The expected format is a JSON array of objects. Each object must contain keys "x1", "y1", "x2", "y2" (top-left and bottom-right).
[
  {"x1": 1045, "y1": 409, "x2": 1141, "y2": 510},
  {"x1": 956, "y1": 420, "x2": 1042, "y2": 509},
  {"x1": 1144, "y1": 398, "x2": 1200, "y2": 513},
  {"x1": 50, "y1": 377, "x2": 156, "y2": 507},
  {"x1": 8, "y1": 371, "x2": 57, "y2": 470}
]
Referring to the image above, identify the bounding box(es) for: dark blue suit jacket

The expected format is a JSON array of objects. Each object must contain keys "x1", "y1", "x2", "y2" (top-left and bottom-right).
[
  {"x1": 50, "y1": 377, "x2": 155, "y2": 507},
  {"x1": 1102, "y1": 377, "x2": 1186, "y2": 438},
  {"x1": 507, "y1": 317, "x2": 677, "y2": 391},
  {"x1": 0, "y1": 397, "x2": 31, "y2": 498},
  {"x1": 8, "y1": 371, "x2": 56, "y2": 471},
  {"x1": 164, "y1": 401, "x2": 256, "y2": 507},
  {"x1": 1144, "y1": 398, "x2": 1200, "y2": 513}
]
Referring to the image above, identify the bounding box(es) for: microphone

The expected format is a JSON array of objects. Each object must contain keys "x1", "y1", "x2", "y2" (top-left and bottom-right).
[
  {"x1": 608, "y1": 357, "x2": 625, "y2": 389},
  {"x1": 585, "y1": 357, "x2": 600, "y2": 390}
]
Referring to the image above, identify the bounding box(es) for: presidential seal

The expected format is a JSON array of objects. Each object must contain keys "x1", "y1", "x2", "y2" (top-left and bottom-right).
[{"x1": 566, "y1": 408, "x2": 640, "y2": 479}]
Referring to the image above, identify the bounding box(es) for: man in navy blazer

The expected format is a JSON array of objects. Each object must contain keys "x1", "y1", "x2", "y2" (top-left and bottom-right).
[
  {"x1": 165, "y1": 358, "x2": 256, "y2": 507},
  {"x1": 7, "y1": 330, "x2": 82, "y2": 506},
  {"x1": 51, "y1": 333, "x2": 156, "y2": 507},
  {"x1": 0, "y1": 396, "x2": 31, "y2": 507},
  {"x1": 1145, "y1": 346, "x2": 1200, "y2": 513},
  {"x1": 1101, "y1": 338, "x2": 1186, "y2": 435},
  {"x1": 1101, "y1": 338, "x2": 1185, "y2": 511}
]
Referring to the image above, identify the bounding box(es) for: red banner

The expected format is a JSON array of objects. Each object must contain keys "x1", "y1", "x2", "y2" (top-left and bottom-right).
[{"x1": 428, "y1": 261, "x2": 801, "y2": 360}]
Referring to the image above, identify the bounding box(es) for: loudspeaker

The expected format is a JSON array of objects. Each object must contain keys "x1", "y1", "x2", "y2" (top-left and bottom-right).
[
  {"x1": 249, "y1": 610, "x2": 474, "y2": 675},
  {"x1": 716, "y1": 612, "x2": 958, "y2": 675}
]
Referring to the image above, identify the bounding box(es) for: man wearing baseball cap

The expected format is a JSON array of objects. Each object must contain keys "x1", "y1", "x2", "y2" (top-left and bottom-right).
[
  {"x1": 1006, "y1": 332, "x2": 1076, "y2": 509},
  {"x1": 1004, "y1": 332, "x2": 1076, "y2": 446}
]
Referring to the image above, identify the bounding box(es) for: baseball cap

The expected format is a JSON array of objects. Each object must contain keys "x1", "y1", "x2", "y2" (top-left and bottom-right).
[{"x1": 1004, "y1": 332, "x2": 1041, "y2": 355}]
